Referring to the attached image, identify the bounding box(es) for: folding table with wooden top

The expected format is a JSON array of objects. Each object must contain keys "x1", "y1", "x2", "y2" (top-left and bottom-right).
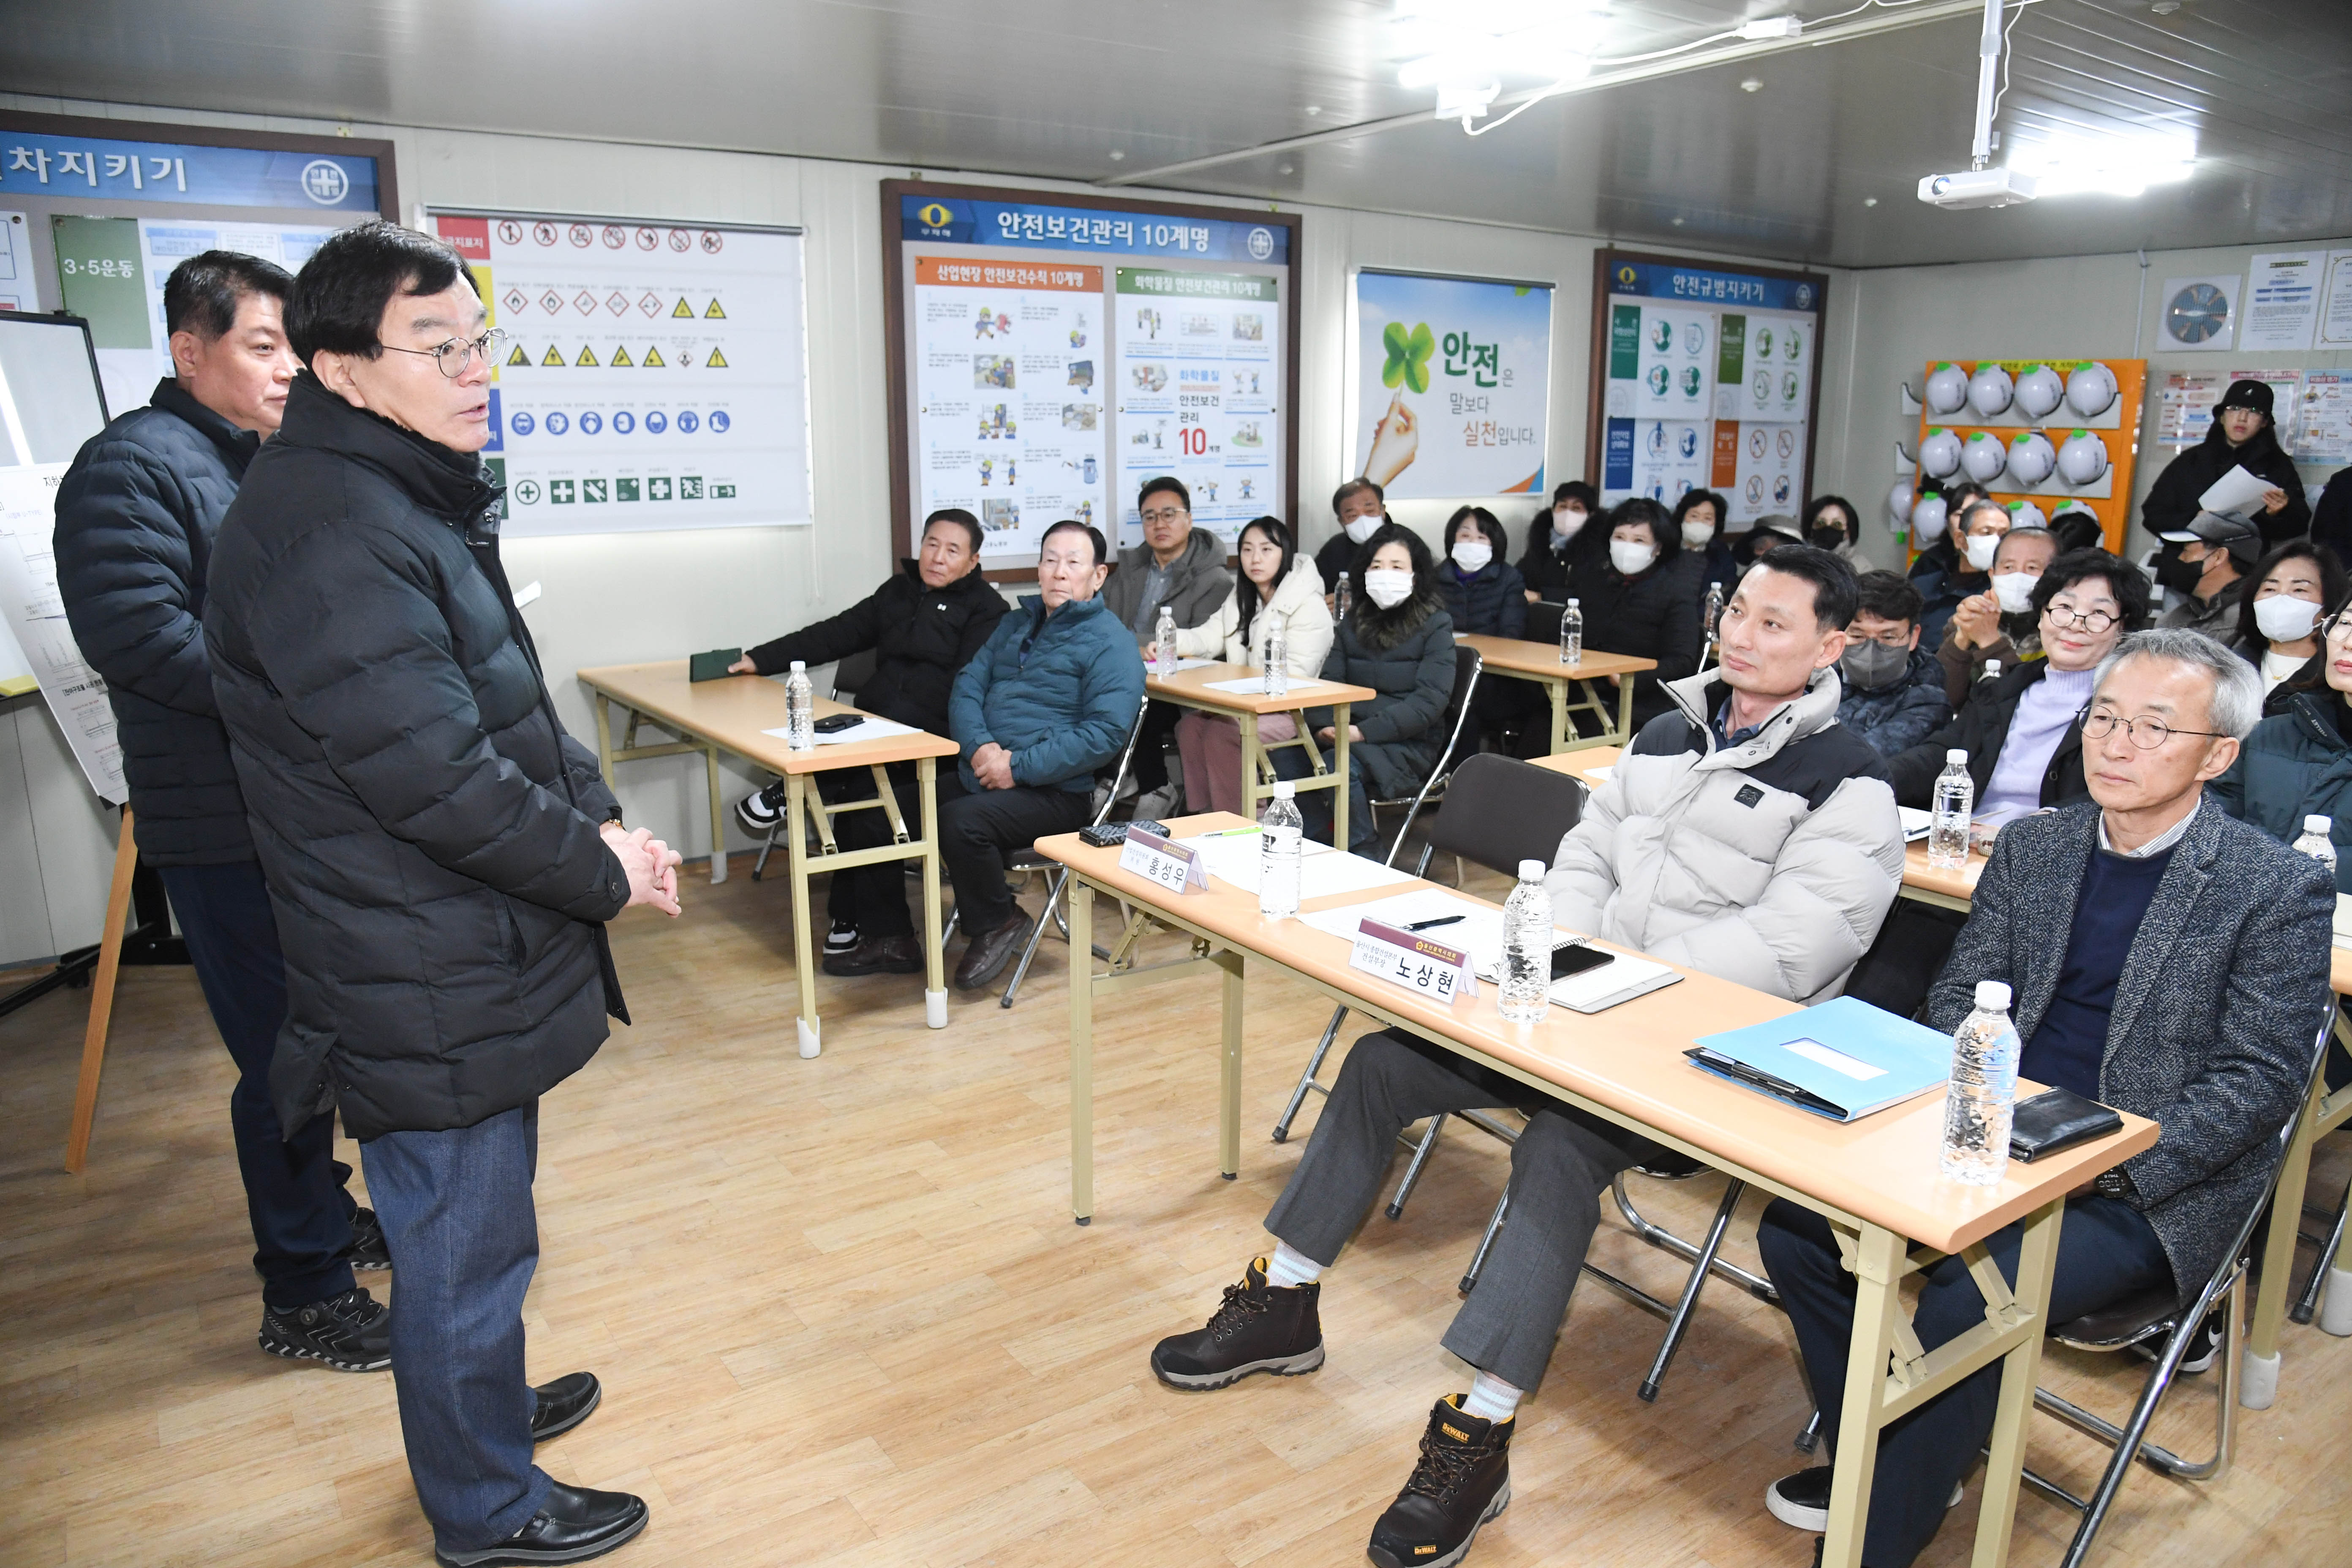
[
  {"x1": 1038, "y1": 812, "x2": 2155, "y2": 1568},
  {"x1": 577, "y1": 660, "x2": 960, "y2": 1055},
  {"x1": 1452, "y1": 634, "x2": 1654, "y2": 754},
  {"x1": 1143, "y1": 662, "x2": 1375, "y2": 845}
]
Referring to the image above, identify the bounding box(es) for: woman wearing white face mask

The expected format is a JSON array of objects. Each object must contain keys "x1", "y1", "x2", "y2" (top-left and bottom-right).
[
  {"x1": 2232, "y1": 540, "x2": 2347, "y2": 695},
  {"x1": 1673, "y1": 487, "x2": 1737, "y2": 610},
  {"x1": 1280, "y1": 523, "x2": 1457, "y2": 852},
  {"x1": 1935, "y1": 525, "x2": 2056, "y2": 705},
  {"x1": 1435, "y1": 505, "x2": 1528, "y2": 637},
  {"x1": 1313, "y1": 477, "x2": 1391, "y2": 608},
  {"x1": 1579, "y1": 497, "x2": 1703, "y2": 731},
  {"x1": 1516, "y1": 480, "x2": 1601, "y2": 602}
]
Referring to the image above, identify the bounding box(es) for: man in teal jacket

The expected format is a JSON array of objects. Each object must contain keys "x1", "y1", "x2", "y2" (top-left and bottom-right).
[{"x1": 945, "y1": 520, "x2": 1146, "y2": 989}]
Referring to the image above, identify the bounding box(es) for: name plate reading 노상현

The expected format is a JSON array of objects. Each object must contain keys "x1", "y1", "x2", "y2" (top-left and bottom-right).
[
  {"x1": 1349, "y1": 918, "x2": 1477, "y2": 1006},
  {"x1": 1119, "y1": 825, "x2": 1208, "y2": 894}
]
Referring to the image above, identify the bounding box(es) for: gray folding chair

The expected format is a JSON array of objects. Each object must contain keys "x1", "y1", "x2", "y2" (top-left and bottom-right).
[
  {"x1": 2021, "y1": 1012, "x2": 2338, "y2": 1568},
  {"x1": 942, "y1": 694, "x2": 1153, "y2": 1007},
  {"x1": 750, "y1": 648, "x2": 881, "y2": 882},
  {"x1": 1361, "y1": 645, "x2": 1483, "y2": 866}
]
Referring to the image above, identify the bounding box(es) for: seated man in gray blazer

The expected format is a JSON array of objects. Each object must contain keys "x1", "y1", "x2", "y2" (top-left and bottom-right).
[
  {"x1": 1141, "y1": 547, "x2": 1904, "y2": 1568},
  {"x1": 1756, "y1": 626, "x2": 2334, "y2": 1568}
]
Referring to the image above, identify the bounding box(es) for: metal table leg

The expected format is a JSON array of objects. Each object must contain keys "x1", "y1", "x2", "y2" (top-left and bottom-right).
[
  {"x1": 1332, "y1": 701, "x2": 1352, "y2": 852},
  {"x1": 1614, "y1": 671, "x2": 1635, "y2": 745},
  {"x1": 1820, "y1": 1222, "x2": 1906, "y2": 1568},
  {"x1": 1070, "y1": 879, "x2": 1095, "y2": 1224},
  {"x1": 920, "y1": 756, "x2": 947, "y2": 1029},
  {"x1": 2244, "y1": 1069, "x2": 2325, "y2": 1406},
  {"x1": 705, "y1": 739, "x2": 729, "y2": 884},
  {"x1": 786, "y1": 772, "x2": 819, "y2": 1058},
  {"x1": 1217, "y1": 947, "x2": 1244, "y2": 1179},
  {"x1": 1550, "y1": 679, "x2": 1570, "y2": 754}
]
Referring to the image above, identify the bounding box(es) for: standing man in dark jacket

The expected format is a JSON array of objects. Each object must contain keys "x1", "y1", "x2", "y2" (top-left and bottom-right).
[
  {"x1": 52, "y1": 251, "x2": 394, "y2": 1371},
  {"x1": 727, "y1": 508, "x2": 1007, "y2": 975},
  {"x1": 1100, "y1": 476, "x2": 1232, "y2": 818},
  {"x1": 1759, "y1": 629, "x2": 2330, "y2": 1568},
  {"x1": 205, "y1": 223, "x2": 682, "y2": 1568}
]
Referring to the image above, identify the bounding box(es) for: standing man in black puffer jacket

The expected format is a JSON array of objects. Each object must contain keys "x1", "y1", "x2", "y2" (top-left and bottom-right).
[
  {"x1": 727, "y1": 507, "x2": 1007, "y2": 975},
  {"x1": 54, "y1": 251, "x2": 395, "y2": 1373},
  {"x1": 206, "y1": 223, "x2": 682, "y2": 1568}
]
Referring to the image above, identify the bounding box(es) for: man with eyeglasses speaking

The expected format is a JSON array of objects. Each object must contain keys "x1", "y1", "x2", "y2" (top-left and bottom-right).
[
  {"x1": 205, "y1": 223, "x2": 680, "y2": 1568},
  {"x1": 1757, "y1": 625, "x2": 2333, "y2": 1567}
]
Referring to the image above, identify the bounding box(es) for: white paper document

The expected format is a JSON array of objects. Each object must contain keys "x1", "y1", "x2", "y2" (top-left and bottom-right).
[
  {"x1": 1200, "y1": 675, "x2": 1327, "y2": 695},
  {"x1": 763, "y1": 715, "x2": 925, "y2": 745},
  {"x1": 2197, "y1": 464, "x2": 2278, "y2": 521},
  {"x1": 1898, "y1": 806, "x2": 1933, "y2": 842},
  {"x1": 1176, "y1": 831, "x2": 1415, "y2": 898},
  {"x1": 1301, "y1": 888, "x2": 1514, "y2": 966}
]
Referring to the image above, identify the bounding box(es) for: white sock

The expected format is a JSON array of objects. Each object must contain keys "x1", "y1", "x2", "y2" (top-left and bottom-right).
[
  {"x1": 1461, "y1": 1370, "x2": 1522, "y2": 1424},
  {"x1": 1263, "y1": 1241, "x2": 1323, "y2": 1289}
]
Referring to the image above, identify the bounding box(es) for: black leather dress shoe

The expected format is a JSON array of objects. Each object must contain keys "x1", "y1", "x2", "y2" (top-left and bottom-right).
[
  {"x1": 529, "y1": 1372, "x2": 602, "y2": 1443},
  {"x1": 954, "y1": 910, "x2": 1034, "y2": 991},
  {"x1": 434, "y1": 1481, "x2": 647, "y2": 1566}
]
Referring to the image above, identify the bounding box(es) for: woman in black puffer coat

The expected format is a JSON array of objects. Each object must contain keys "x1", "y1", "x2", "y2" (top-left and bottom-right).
[
  {"x1": 1582, "y1": 497, "x2": 1704, "y2": 731},
  {"x1": 1290, "y1": 523, "x2": 1458, "y2": 851}
]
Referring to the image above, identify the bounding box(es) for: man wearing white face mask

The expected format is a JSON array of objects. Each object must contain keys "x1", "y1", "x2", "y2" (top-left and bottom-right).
[
  {"x1": 1914, "y1": 499, "x2": 2010, "y2": 651},
  {"x1": 1936, "y1": 525, "x2": 2056, "y2": 704},
  {"x1": 1313, "y1": 476, "x2": 1391, "y2": 601},
  {"x1": 1580, "y1": 498, "x2": 1703, "y2": 730},
  {"x1": 1516, "y1": 480, "x2": 1600, "y2": 602}
]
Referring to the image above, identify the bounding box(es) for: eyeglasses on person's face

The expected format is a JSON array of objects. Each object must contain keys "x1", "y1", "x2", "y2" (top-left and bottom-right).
[
  {"x1": 2080, "y1": 707, "x2": 2226, "y2": 750},
  {"x1": 379, "y1": 327, "x2": 509, "y2": 378},
  {"x1": 2044, "y1": 601, "x2": 2119, "y2": 634}
]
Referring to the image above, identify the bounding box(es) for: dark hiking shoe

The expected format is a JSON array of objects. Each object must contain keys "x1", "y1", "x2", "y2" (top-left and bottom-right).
[
  {"x1": 343, "y1": 1205, "x2": 391, "y2": 1270},
  {"x1": 1150, "y1": 1257, "x2": 1325, "y2": 1390},
  {"x1": 823, "y1": 931, "x2": 923, "y2": 976},
  {"x1": 1366, "y1": 1395, "x2": 1513, "y2": 1568},
  {"x1": 260, "y1": 1286, "x2": 392, "y2": 1372}
]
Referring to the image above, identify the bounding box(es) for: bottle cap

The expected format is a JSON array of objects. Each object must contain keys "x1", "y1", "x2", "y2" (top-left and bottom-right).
[
  {"x1": 789, "y1": 660, "x2": 806, "y2": 672},
  {"x1": 1946, "y1": 748, "x2": 1967, "y2": 763},
  {"x1": 1518, "y1": 858, "x2": 1547, "y2": 881},
  {"x1": 1974, "y1": 980, "x2": 2012, "y2": 1011},
  {"x1": 1273, "y1": 781, "x2": 1295, "y2": 800},
  {"x1": 2306, "y1": 814, "x2": 2333, "y2": 835},
  {"x1": 1983, "y1": 661, "x2": 2000, "y2": 677},
  {"x1": 1566, "y1": 597, "x2": 1579, "y2": 606}
]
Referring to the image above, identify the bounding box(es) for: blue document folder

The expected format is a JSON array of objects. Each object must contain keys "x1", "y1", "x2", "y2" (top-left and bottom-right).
[{"x1": 1686, "y1": 996, "x2": 1953, "y2": 1122}]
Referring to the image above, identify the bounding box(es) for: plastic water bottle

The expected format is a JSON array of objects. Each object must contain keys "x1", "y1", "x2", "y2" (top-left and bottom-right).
[
  {"x1": 1701, "y1": 582, "x2": 1724, "y2": 662},
  {"x1": 2294, "y1": 814, "x2": 2337, "y2": 876},
  {"x1": 1259, "y1": 782, "x2": 1302, "y2": 918},
  {"x1": 1981, "y1": 659, "x2": 2001, "y2": 684},
  {"x1": 784, "y1": 660, "x2": 814, "y2": 751},
  {"x1": 1263, "y1": 610, "x2": 1288, "y2": 700},
  {"x1": 1154, "y1": 605, "x2": 1176, "y2": 678},
  {"x1": 1928, "y1": 748, "x2": 1972, "y2": 870},
  {"x1": 1559, "y1": 598, "x2": 1583, "y2": 666},
  {"x1": 1940, "y1": 980, "x2": 2021, "y2": 1185},
  {"x1": 1334, "y1": 571, "x2": 1353, "y2": 623},
  {"x1": 1497, "y1": 858, "x2": 1554, "y2": 1023}
]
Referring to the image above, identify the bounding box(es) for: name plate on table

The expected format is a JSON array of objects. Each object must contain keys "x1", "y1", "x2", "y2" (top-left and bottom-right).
[
  {"x1": 1348, "y1": 918, "x2": 1478, "y2": 1006},
  {"x1": 1118, "y1": 826, "x2": 1208, "y2": 894}
]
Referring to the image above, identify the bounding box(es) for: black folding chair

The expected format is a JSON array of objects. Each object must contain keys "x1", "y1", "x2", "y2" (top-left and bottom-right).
[
  {"x1": 1361, "y1": 645, "x2": 1483, "y2": 865},
  {"x1": 751, "y1": 648, "x2": 881, "y2": 882}
]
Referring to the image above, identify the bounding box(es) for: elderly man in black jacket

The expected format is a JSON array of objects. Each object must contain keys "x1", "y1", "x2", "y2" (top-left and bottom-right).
[
  {"x1": 727, "y1": 507, "x2": 1006, "y2": 975},
  {"x1": 206, "y1": 224, "x2": 680, "y2": 1568},
  {"x1": 1757, "y1": 627, "x2": 2333, "y2": 1568},
  {"x1": 53, "y1": 250, "x2": 397, "y2": 1370}
]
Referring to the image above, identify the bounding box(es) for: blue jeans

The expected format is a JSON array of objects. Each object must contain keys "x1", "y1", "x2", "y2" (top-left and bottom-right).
[
  {"x1": 361, "y1": 1103, "x2": 552, "y2": 1552},
  {"x1": 157, "y1": 861, "x2": 357, "y2": 1309},
  {"x1": 1757, "y1": 1195, "x2": 2173, "y2": 1566}
]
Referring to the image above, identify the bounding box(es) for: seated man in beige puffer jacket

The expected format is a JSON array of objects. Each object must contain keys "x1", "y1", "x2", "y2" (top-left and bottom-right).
[{"x1": 1141, "y1": 546, "x2": 1905, "y2": 1568}]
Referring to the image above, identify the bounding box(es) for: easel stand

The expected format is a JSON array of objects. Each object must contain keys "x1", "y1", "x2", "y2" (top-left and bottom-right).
[{"x1": 42, "y1": 809, "x2": 187, "y2": 1173}]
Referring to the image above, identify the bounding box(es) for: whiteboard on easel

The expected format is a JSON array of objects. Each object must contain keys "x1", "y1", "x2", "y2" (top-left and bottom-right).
[{"x1": 0, "y1": 312, "x2": 127, "y2": 802}]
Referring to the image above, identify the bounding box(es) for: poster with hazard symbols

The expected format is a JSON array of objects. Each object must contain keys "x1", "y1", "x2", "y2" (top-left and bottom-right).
[
  {"x1": 1592, "y1": 251, "x2": 1827, "y2": 528},
  {"x1": 1113, "y1": 269, "x2": 1281, "y2": 547},
  {"x1": 429, "y1": 210, "x2": 811, "y2": 536}
]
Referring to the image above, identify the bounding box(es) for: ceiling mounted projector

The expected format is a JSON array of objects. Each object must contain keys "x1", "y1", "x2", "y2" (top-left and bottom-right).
[{"x1": 1917, "y1": 0, "x2": 2036, "y2": 211}]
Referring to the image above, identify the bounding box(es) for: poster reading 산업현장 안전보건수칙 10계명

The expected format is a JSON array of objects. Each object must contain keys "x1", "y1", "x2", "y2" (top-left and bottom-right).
[
  {"x1": 429, "y1": 212, "x2": 814, "y2": 536},
  {"x1": 1351, "y1": 270, "x2": 1552, "y2": 501},
  {"x1": 913, "y1": 257, "x2": 1112, "y2": 557}
]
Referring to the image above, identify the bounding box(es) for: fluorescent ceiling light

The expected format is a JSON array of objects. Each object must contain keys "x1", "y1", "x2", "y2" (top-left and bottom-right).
[
  {"x1": 2005, "y1": 130, "x2": 2197, "y2": 198},
  {"x1": 1393, "y1": 0, "x2": 1609, "y2": 94}
]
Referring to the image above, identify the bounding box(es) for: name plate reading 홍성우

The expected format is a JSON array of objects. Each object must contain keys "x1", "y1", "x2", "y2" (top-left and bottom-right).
[
  {"x1": 1119, "y1": 825, "x2": 1209, "y2": 894},
  {"x1": 1348, "y1": 918, "x2": 1478, "y2": 1006}
]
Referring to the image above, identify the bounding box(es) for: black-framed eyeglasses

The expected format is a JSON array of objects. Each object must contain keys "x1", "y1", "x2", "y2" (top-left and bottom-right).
[
  {"x1": 379, "y1": 328, "x2": 508, "y2": 378},
  {"x1": 2045, "y1": 602, "x2": 2119, "y2": 633},
  {"x1": 2080, "y1": 708, "x2": 2227, "y2": 750},
  {"x1": 2321, "y1": 609, "x2": 2352, "y2": 642}
]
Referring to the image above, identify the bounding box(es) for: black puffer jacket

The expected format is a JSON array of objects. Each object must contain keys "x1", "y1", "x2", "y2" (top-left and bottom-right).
[
  {"x1": 205, "y1": 374, "x2": 629, "y2": 1141},
  {"x1": 1582, "y1": 550, "x2": 1703, "y2": 728},
  {"x1": 745, "y1": 561, "x2": 1006, "y2": 732},
  {"x1": 53, "y1": 379, "x2": 258, "y2": 865},
  {"x1": 1887, "y1": 659, "x2": 2087, "y2": 809},
  {"x1": 1306, "y1": 592, "x2": 1459, "y2": 799},
  {"x1": 2142, "y1": 427, "x2": 2310, "y2": 549}
]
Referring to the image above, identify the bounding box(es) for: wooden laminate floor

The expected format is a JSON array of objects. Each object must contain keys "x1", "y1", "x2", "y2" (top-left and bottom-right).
[{"x1": 5, "y1": 855, "x2": 2349, "y2": 1568}]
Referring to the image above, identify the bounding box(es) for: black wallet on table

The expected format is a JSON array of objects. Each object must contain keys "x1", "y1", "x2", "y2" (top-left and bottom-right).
[
  {"x1": 689, "y1": 648, "x2": 742, "y2": 682},
  {"x1": 2008, "y1": 1087, "x2": 2125, "y2": 1162}
]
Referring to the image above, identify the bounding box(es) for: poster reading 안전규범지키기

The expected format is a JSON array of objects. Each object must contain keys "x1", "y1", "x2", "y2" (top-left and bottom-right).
[
  {"x1": 430, "y1": 213, "x2": 813, "y2": 535},
  {"x1": 1116, "y1": 268, "x2": 1281, "y2": 545},
  {"x1": 912, "y1": 256, "x2": 1110, "y2": 555},
  {"x1": 1352, "y1": 270, "x2": 1550, "y2": 501}
]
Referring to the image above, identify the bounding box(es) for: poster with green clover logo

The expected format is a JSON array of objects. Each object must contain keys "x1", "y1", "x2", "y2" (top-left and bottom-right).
[{"x1": 1353, "y1": 269, "x2": 1552, "y2": 499}]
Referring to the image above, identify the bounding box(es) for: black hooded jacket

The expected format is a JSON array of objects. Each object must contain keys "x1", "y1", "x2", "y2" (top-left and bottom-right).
[
  {"x1": 745, "y1": 559, "x2": 1007, "y2": 732},
  {"x1": 2142, "y1": 425, "x2": 2310, "y2": 548},
  {"x1": 53, "y1": 379, "x2": 260, "y2": 865},
  {"x1": 205, "y1": 374, "x2": 629, "y2": 1140}
]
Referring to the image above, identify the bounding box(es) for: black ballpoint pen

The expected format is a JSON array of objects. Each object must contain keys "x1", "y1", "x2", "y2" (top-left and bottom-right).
[{"x1": 1406, "y1": 915, "x2": 1466, "y2": 931}]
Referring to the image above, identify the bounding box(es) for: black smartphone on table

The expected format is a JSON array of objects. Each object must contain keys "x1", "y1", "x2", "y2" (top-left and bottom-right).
[
  {"x1": 812, "y1": 713, "x2": 864, "y2": 734},
  {"x1": 1550, "y1": 942, "x2": 1615, "y2": 980}
]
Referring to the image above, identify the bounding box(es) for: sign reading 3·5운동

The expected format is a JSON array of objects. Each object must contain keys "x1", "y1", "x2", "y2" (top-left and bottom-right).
[
  {"x1": 1118, "y1": 825, "x2": 1208, "y2": 894},
  {"x1": 1348, "y1": 918, "x2": 1477, "y2": 1005}
]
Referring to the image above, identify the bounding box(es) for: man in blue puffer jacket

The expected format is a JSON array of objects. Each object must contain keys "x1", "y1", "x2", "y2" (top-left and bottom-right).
[{"x1": 945, "y1": 520, "x2": 1145, "y2": 989}]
